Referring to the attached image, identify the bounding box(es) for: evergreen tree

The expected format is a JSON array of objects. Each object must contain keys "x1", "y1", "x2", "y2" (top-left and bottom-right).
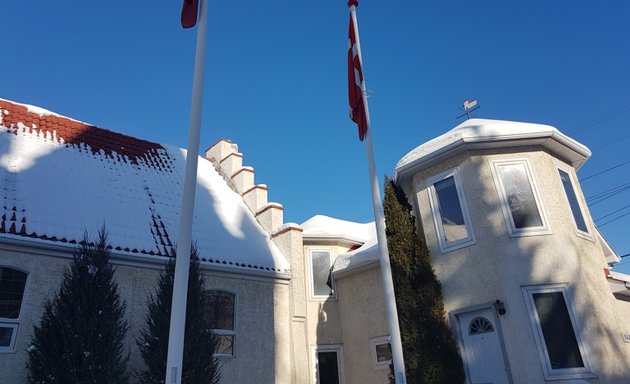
[
  {"x1": 27, "y1": 228, "x2": 129, "y2": 384},
  {"x1": 383, "y1": 177, "x2": 465, "y2": 384},
  {"x1": 137, "y1": 246, "x2": 220, "y2": 384}
]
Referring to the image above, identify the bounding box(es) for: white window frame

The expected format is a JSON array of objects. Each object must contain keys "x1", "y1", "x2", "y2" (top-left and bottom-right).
[
  {"x1": 554, "y1": 162, "x2": 592, "y2": 240},
  {"x1": 426, "y1": 168, "x2": 476, "y2": 252},
  {"x1": 522, "y1": 284, "x2": 594, "y2": 380},
  {"x1": 308, "y1": 249, "x2": 336, "y2": 300},
  {"x1": 370, "y1": 336, "x2": 392, "y2": 370},
  {"x1": 0, "y1": 266, "x2": 29, "y2": 353},
  {"x1": 312, "y1": 344, "x2": 344, "y2": 384},
  {"x1": 0, "y1": 322, "x2": 19, "y2": 353},
  {"x1": 489, "y1": 158, "x2": 551, "y2": 237},
  {"x1": 204, "y1": 289, "x2": 237, "y2": 358}
]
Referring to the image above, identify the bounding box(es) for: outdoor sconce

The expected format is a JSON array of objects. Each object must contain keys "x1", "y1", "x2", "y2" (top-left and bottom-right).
[{"x1": 494, "y1": 299, "x2": 506, "y2": 315}]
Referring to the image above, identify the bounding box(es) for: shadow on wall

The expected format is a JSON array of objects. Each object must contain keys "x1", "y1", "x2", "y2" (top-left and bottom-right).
[
  {"x1": 415, "y1": 149, "x2": 629, "y2": 383},
  {"x1": 314, "y1": 296, "x2": 343, "y2": 384}
]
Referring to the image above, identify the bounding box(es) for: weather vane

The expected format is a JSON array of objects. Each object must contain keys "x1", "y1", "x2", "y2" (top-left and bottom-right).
[{"x1": 457, "y1": 99, "x2": 480, "y2": 119}]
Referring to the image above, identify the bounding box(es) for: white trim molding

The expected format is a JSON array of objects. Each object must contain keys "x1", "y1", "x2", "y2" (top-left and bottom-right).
[
  {"x1": 307, "y1": 249, "x2": 336, "y2": 300},
  {"x1": 311, "y1": 344, "x2": 344, "y2": 384},
  {"x1": 203, "y1": 289, "x2": 237, "y2": 358},
  {"x1": 489, "y1": 158, "x2": 551, "y2": 237},
  {"x1": 554, "y1": 162, "x2": 593, "y2": 240},
  {"x1": 426, "y1": 168, "x2": 476, "y2": 253},
  {"x1": 369, "y1": 335, "x2": 392, "y2": 370},
  {"x1": 449, "y1": 302, "x2": 513, "y2": 384},
  {"x1": 521, "y1": 284, "x2": 595, "y2": 381},
  {"x1": 0, "y1": 265, "x2": 29, "y2": 353}
]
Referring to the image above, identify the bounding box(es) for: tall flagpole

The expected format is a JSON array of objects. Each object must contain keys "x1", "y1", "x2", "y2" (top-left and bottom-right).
[
  {"x1": 348, "y1": 4, "x2": 407, "y2": 383},
  {"x1": 165, "y1": 0, "x2": 208, "y2": 383}
]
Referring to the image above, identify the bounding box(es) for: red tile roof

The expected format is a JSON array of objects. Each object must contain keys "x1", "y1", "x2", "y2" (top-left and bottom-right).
[
  {"x1": 0, "y1": 99, "x2": 165, "y2": 167},
  {"x1": 0, "y1": 99, "x2": 289, "y2": 273}
]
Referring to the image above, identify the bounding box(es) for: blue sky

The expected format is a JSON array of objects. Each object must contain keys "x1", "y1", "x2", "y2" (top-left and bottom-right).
[{"x1": 5, "y1": 1, "x2": 630, "y2": 270}]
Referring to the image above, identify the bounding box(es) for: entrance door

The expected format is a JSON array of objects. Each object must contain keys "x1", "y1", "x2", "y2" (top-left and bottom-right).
[{"x1": 458, "y1": 308, "x2": 510, "y2": 384}]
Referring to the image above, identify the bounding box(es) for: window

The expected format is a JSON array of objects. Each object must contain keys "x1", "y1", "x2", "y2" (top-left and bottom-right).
[
  {"x1": 309, "y1": 250, "x2": 334, "y2": 299},
  {"x1": 522, "y1": 285, "x2": 592, "y2": 380},
  {"x1": 468, "y1": 317, "x2": 494, "y2": 335},
  {"x1": 0, "y1": 267, "x2": 27, "y2": 352},
  {"x1": 370, "y1": 336, "x2": 392, "y2": 369},
  {"x1": 203, "y1": 290, "x2": 235, "y2": 357},
  {"x1": 314, "y1": 345, "x2": 343, "y2": 384},
  {"x1": 491, "y1": 159, "x2": 549, "y2": 236},
  {"x1": 427, "y1": 169, "x2": 475, "y2": 252},
  {"x1": 557, "y1": 166, "x2": 590, "y2": 236}
]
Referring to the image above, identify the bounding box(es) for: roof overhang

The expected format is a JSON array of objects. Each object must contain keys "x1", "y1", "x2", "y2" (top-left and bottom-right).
[
  {"x1": 302, "y1": 234, "x2": 366, "y2": 248},
  {"x1": 607, "y1": 270, "x2": 630, "y2": 301},
  {"x1": 395, "y1": 119, "x2": 591, "y2": 183},
  {"x1": 0, "y1": 235, "x2": 292, "y2": 282}
]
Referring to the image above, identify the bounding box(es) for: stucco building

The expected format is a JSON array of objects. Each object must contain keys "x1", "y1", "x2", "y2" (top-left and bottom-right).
[{"x1": 1, "y1": 98, "x2": 629, "y2": 383}]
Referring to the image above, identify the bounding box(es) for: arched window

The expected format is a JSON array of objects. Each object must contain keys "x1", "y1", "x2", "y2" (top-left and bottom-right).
[
  {"x1": 203, "y1": 290, "x2": 235, "y2": 356},
  {"x1": 0, "y1": 267, "x2": 28, "y2": 352},
  {"x1": 468, "y1": 317, "x2": 494, "y2": 335}
]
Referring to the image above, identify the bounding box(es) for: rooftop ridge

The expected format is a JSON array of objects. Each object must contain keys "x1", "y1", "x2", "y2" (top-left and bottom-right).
[{"x1": 0, "y1": 99, "x2": 165, "y2": 167}]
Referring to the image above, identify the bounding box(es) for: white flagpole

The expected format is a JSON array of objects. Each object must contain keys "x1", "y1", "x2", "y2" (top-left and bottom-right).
[
  {"x1": 165, "y1": 0, "x2": 208, "y2": 383},
  {"x1": 349, "y1": 5, "x2": 407, "y2": 384}
]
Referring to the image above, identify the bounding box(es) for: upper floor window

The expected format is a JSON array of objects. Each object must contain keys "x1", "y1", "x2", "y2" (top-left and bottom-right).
[
  {"x1": 203, "y1": 290, "x2": 235, "y2": 357},
  {"x1": 490, "y1": 159, "x2": 550, "y2": 236},
  {"x1": 309, "y1": 250, "x2": 334, "y2": 299},
  {"x1": 522, "y1": 284, "x2": 593, "y2": 380},
  {"x1": 556, "y1": 166, "x2": 590, "y2": 236},
  {"x1": 0, "y1": 267, "x2": 28, "y2": 352},
  {"x1": 427, "y1": 169, "x2": 475, "y2": 252}
]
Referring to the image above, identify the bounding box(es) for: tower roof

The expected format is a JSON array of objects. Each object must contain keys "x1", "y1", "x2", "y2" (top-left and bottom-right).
[{"x1": 395, "y1": 118, "x2": 591, "y2": 181}]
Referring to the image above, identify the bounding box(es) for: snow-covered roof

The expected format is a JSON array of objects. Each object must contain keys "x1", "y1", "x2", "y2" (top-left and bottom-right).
[
  {"x1": 331, "y1": 228, "x2": 380, "y2": 277},
  {"x1": 0, "y1": 98, "x2": 289, "y2": 275},
  {"x1": 300, "y1": 215, "x2": 380, "y2": 276},
  {"x1": 301, "y1": 215, "x2": 373, "y2": 246},
  {"x1": 395, "y1": 118, "x2": 592, "y2": 180}
]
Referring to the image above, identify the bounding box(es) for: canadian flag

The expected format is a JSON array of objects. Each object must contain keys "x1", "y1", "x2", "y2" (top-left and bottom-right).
[
  {"x1": 347, "y1": 8, "x2": 367, "y2": 141},
  {"x1": 181, "y1": 0, "x2": 199, "y2": 28}
]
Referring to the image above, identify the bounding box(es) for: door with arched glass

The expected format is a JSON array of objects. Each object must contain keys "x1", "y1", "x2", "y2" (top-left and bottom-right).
[{"x1": 458, "y1": 308, "x2": 510, "y2": 384}]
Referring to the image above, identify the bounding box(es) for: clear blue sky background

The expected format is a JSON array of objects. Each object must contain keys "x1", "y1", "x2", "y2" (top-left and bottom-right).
[{"x1": 4, "y1": 1, "x2": 630, "y2": 271}]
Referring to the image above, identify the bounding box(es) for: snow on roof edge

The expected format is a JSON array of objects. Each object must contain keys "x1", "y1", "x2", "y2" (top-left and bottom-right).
[{"x1": 395, "y1": 118, "x2": 591, "y2": 179}]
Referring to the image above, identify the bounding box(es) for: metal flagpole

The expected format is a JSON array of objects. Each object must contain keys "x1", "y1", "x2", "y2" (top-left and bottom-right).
[
  {"x1": 165, "y1": 0, "x2": 208, "y2": 382},
  {"x1": 348, "y1": 4, "x2": 407, "y2": 384}
]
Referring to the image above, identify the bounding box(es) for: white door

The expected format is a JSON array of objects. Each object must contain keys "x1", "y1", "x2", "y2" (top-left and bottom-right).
[{"x1": 458, "y1": 308, "x2": 509, "y2": 384}]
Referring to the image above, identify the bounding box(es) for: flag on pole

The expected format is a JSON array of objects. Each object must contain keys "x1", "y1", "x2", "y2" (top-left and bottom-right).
[
  {"x1": 181, "y1": 0, "x2": 199, "y2": 28},
  {"x1": 347, "y1": 2, "x2": 367, "y2": 141}
]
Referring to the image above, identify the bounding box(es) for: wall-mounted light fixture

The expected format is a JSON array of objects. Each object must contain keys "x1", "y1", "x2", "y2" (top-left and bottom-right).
[{"x1": 494, "y1": 299, "x2": 506, "y2": 315}]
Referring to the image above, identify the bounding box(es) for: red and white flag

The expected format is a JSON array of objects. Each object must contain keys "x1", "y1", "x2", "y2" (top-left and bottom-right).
[
  {"x1": 181, "y1": 0, "x2": 199, "y2": 28},
  {"x1": 347, "y1": 4, "x2": 367, "y2": 141}
]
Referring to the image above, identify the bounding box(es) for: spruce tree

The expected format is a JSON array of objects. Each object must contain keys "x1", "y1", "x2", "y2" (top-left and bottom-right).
[
  {"x1": 27, "y1": 228, "x2": 129, "y2": 384},
  {"x1": 137, "y1": 246, "x2": 220, "y2": 384},
  {"x1": 383, "y1": 177, "x2": 465, "y2": 384}
]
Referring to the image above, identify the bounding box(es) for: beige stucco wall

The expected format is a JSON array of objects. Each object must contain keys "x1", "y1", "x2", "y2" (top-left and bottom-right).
[
  {"x1": 302, "y1": 241, "x2": 391, "y2": 384},
  {"x1": 404, "y1": 148, "x2": 630, "y2": 383},
  {"x1": 0, "y1": 244, "x2": 290, "y2": 384},
  {"x1": 302, "y1": 242, "x2": 363, "y2": 384},
  {"x1": 335, "y1": 266, "x2": 389, "y2": 384}
]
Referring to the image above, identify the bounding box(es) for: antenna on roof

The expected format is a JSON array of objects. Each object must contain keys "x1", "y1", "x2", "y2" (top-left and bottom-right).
[{"x1": 457, "y1": 99, "x2": 480, "y2": 119}]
